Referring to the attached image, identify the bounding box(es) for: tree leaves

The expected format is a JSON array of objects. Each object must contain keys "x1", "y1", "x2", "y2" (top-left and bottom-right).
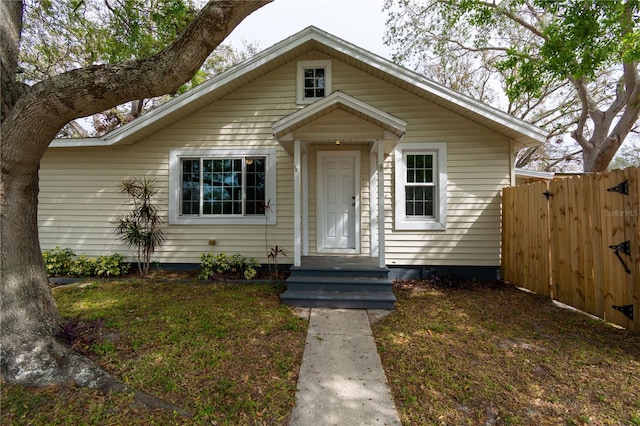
[{"x1": 384, "y1": 0, "x2": 640, "y2": 171}]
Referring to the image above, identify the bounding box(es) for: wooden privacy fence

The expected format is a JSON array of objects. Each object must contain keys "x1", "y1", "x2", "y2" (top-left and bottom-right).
[{"x1": 502, "y1": 166, "x2": 639, "y2": 331}]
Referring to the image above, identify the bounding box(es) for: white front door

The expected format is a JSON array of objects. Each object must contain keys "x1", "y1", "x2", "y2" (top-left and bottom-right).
[{"x1": 317, "y1": 151, "x2": 360, "y2": 253}]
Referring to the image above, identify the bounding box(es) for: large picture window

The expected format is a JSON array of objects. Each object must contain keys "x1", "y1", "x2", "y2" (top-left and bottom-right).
[
  {"x1": 394, "y1": 143, "x2": 447, "y2": 230},
  {"x1": 170, "y1": 149, "x2": 276, "y2": 225},
  {"x1": 180, "y1": 157, "x2": 265, "y2": 216}
]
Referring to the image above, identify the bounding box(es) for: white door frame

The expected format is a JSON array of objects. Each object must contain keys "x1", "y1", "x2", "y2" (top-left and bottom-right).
[{"x1": 316, "y1": 150, "x2": 361, "y2": 254}]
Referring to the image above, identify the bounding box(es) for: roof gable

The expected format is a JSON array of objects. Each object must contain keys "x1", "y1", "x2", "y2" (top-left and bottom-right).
[
  {"x1": 51, "y1": 26, "x2": 547, "y2": 149},
  {"x1": 272, "y1": 91, "x2": 407, "y2": 153}
]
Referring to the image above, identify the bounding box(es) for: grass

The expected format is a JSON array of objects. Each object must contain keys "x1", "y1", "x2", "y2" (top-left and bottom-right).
[
  {"x1": 1, "y1": 280, "x2": 307, "y2": 425},
  {"x1": 3, "y1": 277, "x2": 640, "y2": 425},
  {"x1": 373, "y1": 280, "x2": 640, "y2": 425}
]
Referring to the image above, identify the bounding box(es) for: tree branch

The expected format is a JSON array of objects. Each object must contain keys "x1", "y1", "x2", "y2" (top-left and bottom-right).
[
  {"x1": 1, "y1": 0, "x2": 271, "y2": 163},
  {"x1": 569, "y1": 76, "x2": 598, "y2": 149},
  {"x1": 477, "y1": 0, "x2": 547, "y2": 39},
  {"x1": 1, "y1": 0, "x2": 25, "y2": 121}
]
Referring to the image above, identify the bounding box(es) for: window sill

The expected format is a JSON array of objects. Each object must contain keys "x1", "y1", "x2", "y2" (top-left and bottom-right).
[
  {"x1": 394, "y1": 219, "x2": 446, "y2": 231},
  {"x1": 169, "y1": 216, "x2": 276, "y2": 226}
]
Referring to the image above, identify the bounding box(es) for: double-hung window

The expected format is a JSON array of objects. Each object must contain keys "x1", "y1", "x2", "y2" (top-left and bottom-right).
[
  {"x1": 394, "y1": 143, "x2": 447, "y2": 230},
  {"x1": 405, "y1": 153, "x2": 435, "y2": 217},
  {"x1": 169, "y1": 149, "x2": 276, "y2": 225},
  {"x1": 297, "y1": 60, "x2": 332, "y2": 104}
]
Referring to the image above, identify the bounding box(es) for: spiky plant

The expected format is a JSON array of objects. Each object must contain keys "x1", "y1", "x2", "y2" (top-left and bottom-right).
[{"x1": 114, "y1": 177, "x2": 165, "y2": 275}]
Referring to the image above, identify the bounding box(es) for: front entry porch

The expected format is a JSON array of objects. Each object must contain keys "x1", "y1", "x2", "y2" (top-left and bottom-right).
[
  {"x1": 272, "y1": 92, "x2": 407, "y2": 309},
  {"x1": 281, "y1": 256, "x2": 396, "y2": 309}
]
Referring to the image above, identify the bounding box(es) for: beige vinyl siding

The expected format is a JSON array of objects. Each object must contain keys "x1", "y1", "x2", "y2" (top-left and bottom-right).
[
  {"x1": 40, "y1": 50, "x2": 511, "y2": 267},
  {"x1": 39, "y1": 64, "x2": 300, "y2": 264},
  {"x1": 326, "y1": 53, "x2": 510, "y2": 267}
]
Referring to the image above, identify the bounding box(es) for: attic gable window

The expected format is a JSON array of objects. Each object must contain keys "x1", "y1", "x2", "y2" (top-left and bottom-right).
[
  {"x1": 297, "y1": 60, "x2": 332, "y2": 104},
  {"x1": 169, "y1": 148, "x2": 277, "y2": 225}
]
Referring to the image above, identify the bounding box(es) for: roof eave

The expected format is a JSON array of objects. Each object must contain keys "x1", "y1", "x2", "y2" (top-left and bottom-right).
[{"x1": 49, "y1": 26, "x2": 548, "y2": 149}]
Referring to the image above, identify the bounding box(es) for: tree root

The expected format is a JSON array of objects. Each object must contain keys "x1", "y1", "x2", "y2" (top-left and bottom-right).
[{"x1": 1, "y1": 334, "x2": 192, "y2": 417}]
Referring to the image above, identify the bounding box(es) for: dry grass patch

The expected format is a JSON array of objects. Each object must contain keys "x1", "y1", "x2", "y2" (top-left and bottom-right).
[
  {"x1": 373, "y1": 280, "x2": 640, "y2": 425},
  {"x1": 2, "y1": 280, "x2": 307, "y2": 425}
]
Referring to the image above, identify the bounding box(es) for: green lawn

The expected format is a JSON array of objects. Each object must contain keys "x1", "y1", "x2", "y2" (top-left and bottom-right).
[
  {"x1": 1, "y1": 280, "x2": 307, "y2": 425},
  {"x1": 2, "y1": 278, "x2": 639, "y2": 425},
  {"x1": 373, "y1": 280, "x2": 640, "y2": 425}
]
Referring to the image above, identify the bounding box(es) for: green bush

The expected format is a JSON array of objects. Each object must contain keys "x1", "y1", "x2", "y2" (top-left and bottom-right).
[
  {"x1": 42, "y1": 246, "x2": 75, "y2": 276},
  {"x1": 42, "y1": 248, "x2": 129, "y2": 277},
  {"x1": 199, "y1": 252, "x2": 259, "y2": 280},
  {"x1": 68, "y1": 255, "x2": 97, "y2": 277},
  {"x1": 94, "y1": 253, "x2": 129, "y2": 277}
]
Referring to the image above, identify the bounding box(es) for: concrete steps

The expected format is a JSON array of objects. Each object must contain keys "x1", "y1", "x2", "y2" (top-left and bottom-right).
[{"x1": 282, "y1": 261, "x2": 396, "y2": 309}]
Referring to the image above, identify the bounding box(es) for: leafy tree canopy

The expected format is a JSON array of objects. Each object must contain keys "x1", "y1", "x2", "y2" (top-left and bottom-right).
[
  {"x1": 21, "y1": 0, "x2": 198, "y2": 80},
  {"x1": 20, "y1": 0, "x2": 258, "y2": 136},
  {"x1": 385, "y1": 0, "x2": 640, "y2": 172}
]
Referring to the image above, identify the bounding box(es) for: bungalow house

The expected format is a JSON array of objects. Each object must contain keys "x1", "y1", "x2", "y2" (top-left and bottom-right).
[{"x1": 39, "y1": 26, "x2": 548, "y2": 308}]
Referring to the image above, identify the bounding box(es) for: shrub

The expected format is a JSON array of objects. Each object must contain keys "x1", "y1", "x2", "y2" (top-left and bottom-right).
[
  {"x1": 42, "y1": 246, "x2": 75, "y2": 276},
  {"x1": 68, "y1": 255, "x2": 97, "y2": 277},
  {"x1": 41, "y1": 248, "x2": 129, "y2": 277},
  {"x1": 94, "y1": 253, "x2": 129, "y2": 277},
  {"x1": 199, "y1": 252, "x2": 259, "y2": 280}
]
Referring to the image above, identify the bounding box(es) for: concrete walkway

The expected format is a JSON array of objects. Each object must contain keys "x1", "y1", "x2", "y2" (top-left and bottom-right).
[{"x1": 289, "y1": 308, "x2": 401, "y2": 426}]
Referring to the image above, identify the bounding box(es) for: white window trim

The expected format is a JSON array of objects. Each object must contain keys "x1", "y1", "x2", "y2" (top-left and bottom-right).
[
  {"x1": 394, "y1": 142, "x2": 447, "y2": 231},
  {"x1": 296, "y1": 60, "x2": 332, "y2": 104},
  {"x1": 169, "y1": 148, "x2": 277, "y2": 225}
]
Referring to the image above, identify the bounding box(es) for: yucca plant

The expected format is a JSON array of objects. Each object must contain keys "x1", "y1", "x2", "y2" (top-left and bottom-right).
[{"x1": 113, "y1": 177, "x2": 165, "y2": 276}]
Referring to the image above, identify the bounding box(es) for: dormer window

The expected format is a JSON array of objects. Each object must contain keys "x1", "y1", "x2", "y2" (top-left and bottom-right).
[{"x1": 297, "y1": 60, "x2": 332, "y2": 104}]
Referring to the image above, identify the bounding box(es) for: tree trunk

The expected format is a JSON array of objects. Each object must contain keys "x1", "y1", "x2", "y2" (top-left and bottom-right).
[
  {"x1": 0, "y1": 158, "x2": 107, "y2": 386},
  {"x1": 582, "y1": 143, "x2": 613, "y2": 173},
  {"x1": 1, "y1": 0, "x2": 271, "y2": 387}
]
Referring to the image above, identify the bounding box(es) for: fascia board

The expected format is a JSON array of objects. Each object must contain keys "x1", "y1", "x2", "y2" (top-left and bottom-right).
[
  {"x1": 273, "y1": 91, "x2": 407, "y2": 138},
  {"x1": 50, "y1": 26, "x2": 547, "y2": 148},
  {"x1": 312, "y1": 30, "x2": 549, "y2": 145},
  {"x1": 49, "y1": 138, "x2": 114, "y2": 147},
  {"x1": 100, "y1": 29, "x2": 324, "y2": 145},
  {"x1": 515, "y1": 168, "x2": 555, "y2": 179}
]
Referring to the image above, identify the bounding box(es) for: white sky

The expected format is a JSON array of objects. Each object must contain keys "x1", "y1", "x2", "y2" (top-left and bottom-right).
[
  {"x1": 225, "y1": 0, "x2": 393, "y2": 59},
  {"x1": 222, "y1": 0, "x2": 639, "y2": 165}
]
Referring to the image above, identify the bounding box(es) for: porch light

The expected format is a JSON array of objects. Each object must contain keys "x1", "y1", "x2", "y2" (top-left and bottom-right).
[{"x1": 335, "y1": 140, "x2": 341, "y2": 145}]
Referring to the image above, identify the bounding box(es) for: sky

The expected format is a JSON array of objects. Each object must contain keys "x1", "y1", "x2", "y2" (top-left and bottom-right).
[
  {"x1": 224, "y1": 0, "x2": 393, "y2": 59},
  {"x1": 222, "y1": 0, "x2": 639, "y2": 167}
]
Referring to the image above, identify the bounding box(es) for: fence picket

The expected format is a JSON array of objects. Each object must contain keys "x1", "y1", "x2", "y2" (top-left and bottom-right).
[
  {"x1": 631, "y1": 167, "x2": 640, "y2": 331},
  {"x1": 623, "y1": 167, "x2": 639, "y2": 331},
  {"x1": 502, "y1": 167, "x2": 639, "y2": 331}
]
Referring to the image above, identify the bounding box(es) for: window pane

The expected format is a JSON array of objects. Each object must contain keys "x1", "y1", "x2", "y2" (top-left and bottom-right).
[
  {"x1": 405, "y1": 186, "x2": 434, "y2": 217},
  {"x1": 425, "y1": 155, "x2": 433, "y2": 168},
  {"x1": 181, "y1": 159, "x2": 200, "y2": 215},
  {"x1": 406, "y1": 154, "x2": 434, "y2": 184},
  {"x1": 303, "y1": 67, "x2": 326, "y2": 99},
  {"x1": 246, "y1": 157, "x2": 266, "y2": 215}
]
